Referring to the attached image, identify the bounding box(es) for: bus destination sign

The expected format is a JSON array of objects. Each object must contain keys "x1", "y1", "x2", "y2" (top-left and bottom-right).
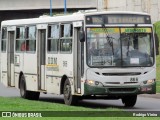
[
  {"x1": 86, "y1": 14, "x2": 151, "y2": 25},
  {"x1": 108, "y1": 16, "x2": 145, "y2": 24}
]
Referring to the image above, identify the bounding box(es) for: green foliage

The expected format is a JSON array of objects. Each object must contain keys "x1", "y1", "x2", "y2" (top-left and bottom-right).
[
  {"x1": 154, "y1": 22, "x2": 160, "y2": 93},
  {"x1": 0, "y1": 97, "x2": 159, "y2": 119}
]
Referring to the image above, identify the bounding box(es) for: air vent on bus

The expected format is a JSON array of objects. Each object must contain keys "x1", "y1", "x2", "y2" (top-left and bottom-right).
[
  {"x1": 95, "y1": 72, "x2": 100, "y2": 75},
  {"x1": 102, "y1": 72, "x2": 141, "y2": 76},
  {"x1": 124, "y1": 82, "x2": 138, "y2": 84},
  {"x1": 105, "y1": 82, "x2": 120, "y2": 85},
  {"x1": 108, "y1": 88, "x2": 137, "y2": 93}
]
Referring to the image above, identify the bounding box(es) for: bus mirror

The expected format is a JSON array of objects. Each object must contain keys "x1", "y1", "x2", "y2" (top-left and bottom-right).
[
  {"x1": 155, "y1": 33, "x2": 159, "y2": 55},
  {"x1": 79, "y1": 30, "x2": 85, "y2": 42}
]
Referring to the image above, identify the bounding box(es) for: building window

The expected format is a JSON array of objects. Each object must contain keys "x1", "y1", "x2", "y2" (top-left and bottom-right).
[
  {"x1": 1, "y1": 27, "x2": 7, "y2": 52},
  {"x1": 26, "y1": 26, "x2": 36, "y2": 51},
  {"x1": 48, "y1": 25, "x2": 59, "y2": 52},
  {"x1": 60, "y1": 24, "x2": 72, "y2": 53},
  {"x1": 16, "y1": 27, "x2": 25, "y2": 51}
]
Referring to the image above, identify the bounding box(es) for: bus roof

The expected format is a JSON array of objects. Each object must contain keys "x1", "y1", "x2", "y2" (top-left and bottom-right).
[
  {"x1": 83, "y1": 10, "x2": 149, "y2": 15},
  {"x1": 1, "y1": 10, "x2": 150, "y2": 26}
]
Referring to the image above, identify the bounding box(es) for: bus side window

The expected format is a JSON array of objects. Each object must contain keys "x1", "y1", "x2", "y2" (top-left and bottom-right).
[
  {"x1": 1, "y1": 27, "x2": 7, "y2": 52},
  {"x1": 60, "y1": 24, "x2": 72, "y2": 53},
  {"x1": 16, "y1": 27, "x2": 25, "y2": 52},
  {"x1": 26, "y1": 26, "x2": 36, "y2": 52},
  {"x1": 47, "y1": 25, "x2": 59, "y2": 53}
]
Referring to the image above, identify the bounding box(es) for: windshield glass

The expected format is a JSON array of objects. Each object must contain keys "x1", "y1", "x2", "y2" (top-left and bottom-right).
[{"x1": 86, "y1": 27, "x2": 154, "y2": 67}]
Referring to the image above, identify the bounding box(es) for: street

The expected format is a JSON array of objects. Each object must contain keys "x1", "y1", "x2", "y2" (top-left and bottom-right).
[{"x1": 0, "y1": 83, "x2": 160, "y2": 111}]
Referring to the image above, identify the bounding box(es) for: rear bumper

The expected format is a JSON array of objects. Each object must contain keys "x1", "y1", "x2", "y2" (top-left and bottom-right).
[{"x1": 84, "y1": 82, "x2": 156, "y2": 96}]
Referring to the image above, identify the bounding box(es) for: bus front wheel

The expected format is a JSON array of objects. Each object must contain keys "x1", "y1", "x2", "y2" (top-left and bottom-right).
[
  {"x1": 20, "y1": 75, "x2": 40, "y2": 100},
  {"x1": 121, "y1": 95, "x2": 137, "y2": 107},
  {"x1": 63, "y1": 79, "x2": 78, "y2": 105}
]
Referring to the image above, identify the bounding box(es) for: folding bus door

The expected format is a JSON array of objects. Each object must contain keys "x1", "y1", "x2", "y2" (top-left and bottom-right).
[
  {"x1": 7, "y1": 28, "x2": 16, "y2": 87},
  {"x1": 37, "y1": 24, "x2": 47, "y2": 90}
]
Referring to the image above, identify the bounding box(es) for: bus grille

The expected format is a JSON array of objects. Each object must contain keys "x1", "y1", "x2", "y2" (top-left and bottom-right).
[
  {"x1": 108, "y1": 88, "x2": 136, "y2": 93},
  {"x1": 102, "y1": 72, "x2": 141, "y2": 76}
]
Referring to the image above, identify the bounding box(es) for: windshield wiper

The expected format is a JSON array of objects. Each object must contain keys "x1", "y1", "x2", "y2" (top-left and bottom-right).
[{"x1": 102, "y1": 24, "x2": 114, "y2": 55}]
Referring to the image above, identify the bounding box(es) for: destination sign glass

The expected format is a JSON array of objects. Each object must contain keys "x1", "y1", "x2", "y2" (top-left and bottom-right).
[
  {"x1": 108, "y1": 15, "x2": 145, "y2": 24},
  {"x1": 86, "y1": 14, "x2": 151, "y2": 24}
]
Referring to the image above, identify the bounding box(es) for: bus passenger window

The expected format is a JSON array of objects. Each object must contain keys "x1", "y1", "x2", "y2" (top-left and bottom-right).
[
  {"x1": 1, "y1": 27, "x2": 7, "y2": 52},
  {"x1": 47, "y1": 25, "x2": 59, "y2": 52},
  {"x1": 60, "y1": 24, "x2": 72, "y2": 53},
  {"x1": 26, "y1": 26, "x2": 36, "y2": 52},
  {"x1": 16, "y1": 27, "x2": 25, "y2": 52},
  {"x1": 60, "y1": 39, "x2": 72, "y2": 52}
]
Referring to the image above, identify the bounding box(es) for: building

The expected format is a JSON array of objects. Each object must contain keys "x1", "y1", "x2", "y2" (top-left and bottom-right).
[
  {"x1": 0, "y1": 0, "x2": 160, "y2": 25},
  {"x1": 98, "y1": 0, "x2": 160, "y2": 23}
]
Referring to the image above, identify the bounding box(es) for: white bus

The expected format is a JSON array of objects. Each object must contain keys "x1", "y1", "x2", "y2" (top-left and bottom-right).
[{"x1": 0, "y1": 11, "x2": 158, "y2": 107}]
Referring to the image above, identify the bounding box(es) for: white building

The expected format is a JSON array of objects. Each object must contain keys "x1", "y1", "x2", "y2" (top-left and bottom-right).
[{"x1": 98, "y1": 0, "x2": 160, "y2": 23}]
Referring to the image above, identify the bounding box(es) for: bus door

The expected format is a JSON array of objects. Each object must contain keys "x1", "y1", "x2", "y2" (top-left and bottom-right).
[
  {"x1": 7, "y1": 26, "x2": 16, "y2": 87},
  {"x1": 73, "y1": 22, "x2": 84, "y2": 94},
  {"x1": 37, "y1": 24, "x2": 47, "y2": 90}
]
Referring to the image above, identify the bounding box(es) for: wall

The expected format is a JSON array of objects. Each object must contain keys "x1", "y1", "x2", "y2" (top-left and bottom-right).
[{"x1": 98, "y1": 0, "x2": 160, "y2": 23}]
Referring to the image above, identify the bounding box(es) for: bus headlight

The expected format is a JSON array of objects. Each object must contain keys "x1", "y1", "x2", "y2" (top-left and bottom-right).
[
  {"x1": 86, "y1": 80, "x2": 94, "y2": 85},
  {"x1": 85, "y1": 80, "x2": 103, "y2": 87},
  {"x1": 147, "y1": 79, "x2": 155, "y2": 84},
  {"x1": 143, "y1": 79, "x2": 155, "y2": 85}
]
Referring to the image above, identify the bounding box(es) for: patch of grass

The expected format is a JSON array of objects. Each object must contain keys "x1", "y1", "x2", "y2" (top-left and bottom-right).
[
  {"x1": 156, "y1": 81, "x2": 160, "y2": 93},
  {"x1": 0, "y1": 97, "x2": 92, "y2": 111},
  {"x1": 154, "y1": 22, "x2": 160, "y2": 93},
  {"x1": 156, "y1": 55, "x2": 160, "y2": 81},
  {"x1": 0, "y1": 97, "x2": 127, "y2": 119},
  {"x1": 0, "y1": 97, "x2": 160, "y2": 119},
  {"x1": 156, "y1": 55, "x2": 160, "y2": 93}
]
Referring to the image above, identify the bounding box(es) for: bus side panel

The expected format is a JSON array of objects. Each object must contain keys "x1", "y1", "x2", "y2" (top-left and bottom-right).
[
  {"x1": 46, "y1": 53, "x2": 74, "y2": 94},
  {"x1": 14, "y1": 73, "x2": 19, "y2": 89},
  {"x1": 25, "y1": 75, "x2": 38, "y2": 91},
  {"x1": 23, "y1": 53, "x2": 38, "y2": 91},
  {"x1": 46, "y1": 77, "x2": 61, "y2": 94},
  {"x1": 56, "y1": 54, "x2": 74, "y2": 94},
  {"x1": 1, "y1": 52, "x2": 8, "y2": 87},
  {"x1": 46, "y1": 53, "x2": 61, "y2": 94},
  {"x1": 14, "y1": 53, "x2": 24, "y2": 88}
]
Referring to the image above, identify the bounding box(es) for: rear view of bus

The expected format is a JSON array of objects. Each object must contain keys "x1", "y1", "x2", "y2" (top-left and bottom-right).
[{"x1": 84, "y1": 12, "x2": 156, "y2": 107}]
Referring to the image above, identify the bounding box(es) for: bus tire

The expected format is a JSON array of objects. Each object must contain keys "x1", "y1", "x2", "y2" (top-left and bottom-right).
[
  {"x1": 63, "y1": 79, "x2": 78, "y2": 105},
  {"x1": 20, "y1": 75, "x2": 40, "y2": 100},
  {"x1": 121, "y1": 95, "x2": 137, "y2": 107}
]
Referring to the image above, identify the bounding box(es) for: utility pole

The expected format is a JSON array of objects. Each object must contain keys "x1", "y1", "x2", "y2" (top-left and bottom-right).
[
  {"x1": 64, "y1": 0, "x2": 67, "y2": 14},
  {"x1": 50, "y1": 0, "x2": 53, "y2": 16}
]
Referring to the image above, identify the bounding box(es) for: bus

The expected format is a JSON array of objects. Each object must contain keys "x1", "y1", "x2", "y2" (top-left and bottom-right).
[{"x1": 0, "y1": 11, "x2": 158, "y2": 107}]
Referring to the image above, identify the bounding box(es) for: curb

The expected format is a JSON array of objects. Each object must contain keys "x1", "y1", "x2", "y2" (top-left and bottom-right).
[{"x1": 139, "y1": 93, "x2": 160, "y2": 99}]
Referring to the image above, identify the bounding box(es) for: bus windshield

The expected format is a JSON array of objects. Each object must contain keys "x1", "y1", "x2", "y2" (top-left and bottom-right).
[{"x1": 86, "y1": 27, "x2": 154, "y2": 67}]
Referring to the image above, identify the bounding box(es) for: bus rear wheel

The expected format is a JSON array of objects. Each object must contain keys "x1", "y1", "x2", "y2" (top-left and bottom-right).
[
  {"x1": 20, "y1": 75, "x2": 40, "y2": 100},
  {"x1": 121, "y1": 95, "x2": 137, "y2": 107},
  {"x1": 63, "y1": 79, "x2": 78, "y2": 105}
]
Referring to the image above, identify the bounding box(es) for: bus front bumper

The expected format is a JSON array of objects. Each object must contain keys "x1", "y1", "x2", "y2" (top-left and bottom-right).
[{"x1": 84, "y1": 83, "x2": 156, "y2": 96}]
